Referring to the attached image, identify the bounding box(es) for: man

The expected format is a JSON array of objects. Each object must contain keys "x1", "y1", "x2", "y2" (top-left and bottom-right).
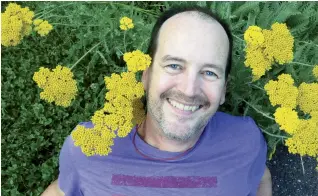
[{"x1": 42, "y1": 6, "x2": 272, "y2": 196}]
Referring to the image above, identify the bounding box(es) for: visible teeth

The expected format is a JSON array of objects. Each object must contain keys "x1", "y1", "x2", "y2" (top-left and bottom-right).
[{"x1": 169, "y1": 99, "x2": 200, "y2": 112}]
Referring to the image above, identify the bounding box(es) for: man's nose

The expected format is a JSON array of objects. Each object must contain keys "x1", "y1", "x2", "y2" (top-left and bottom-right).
[{"x1": 178, "y1": 71, "x2": 200, "y2": 97}]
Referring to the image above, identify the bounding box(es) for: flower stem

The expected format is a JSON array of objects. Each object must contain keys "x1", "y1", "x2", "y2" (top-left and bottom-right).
[
  {"x1": 297, "y1": 40, "x2": 318, "y2": 48},
  {"x1": 249, "y1": 84, "x2": 265, "y2": 92},
  {"x1": 116, "y1": 48, "x2": 124, "y2": 55},
  {"x1": 111, "y1": 2, "x2": 159, "y2": 17},
  {"x1": 123, "y1": 31, "x2": 127, "y2": 52},
  {"x1": 232, "y1": 33, "x2": 245, "y2": 43},
  {"x1": 35, "y1": 2, "x2": 76, "y2": 19},
  {"x1": 242, "y1": 99, "x2": 275, "y2": 121},
  {"x1": 260, "y1": 128, "x2": 289, "y2": 139},
  {"x1": 70, "y1": 42, "x2": 101, "y2": 70},
  {"x1": 300, "y1": 155, "x2": 305, "y2": 175},
  {"x1": 50, "y1": 23, "x2": 100, "y2": 27},
  {"x1": 290, "y1": 62, "x2": 314, "y2": 67}
]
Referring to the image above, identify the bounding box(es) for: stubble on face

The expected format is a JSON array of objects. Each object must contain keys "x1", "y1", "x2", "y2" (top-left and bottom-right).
[{"x1": 146, "y1": 87, "x2": 213, "y2": 142}]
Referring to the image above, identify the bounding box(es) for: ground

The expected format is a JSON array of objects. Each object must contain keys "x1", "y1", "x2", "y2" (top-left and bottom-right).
[{"x1": 267, "y1": 145, "x2": 318, "y2": 196}]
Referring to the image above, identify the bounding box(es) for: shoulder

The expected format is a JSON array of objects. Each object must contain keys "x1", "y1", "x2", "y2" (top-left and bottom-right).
[
  {"x1": 206, "y1": 112, "x2": 266, "y2": 152},
  {"x1": 211, "y1": 111, "x2": 262, "y2": 137}
]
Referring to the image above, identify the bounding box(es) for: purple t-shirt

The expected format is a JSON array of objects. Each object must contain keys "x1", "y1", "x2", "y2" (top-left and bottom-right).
[{"x1": 58, "y1": 112, "x2": 267, "y2": 196}]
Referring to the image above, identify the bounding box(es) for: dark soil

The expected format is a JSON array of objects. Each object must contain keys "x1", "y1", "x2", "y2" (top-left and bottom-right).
[{"x1": 267, "y1": 145, "x2": 318, "y2": 196}]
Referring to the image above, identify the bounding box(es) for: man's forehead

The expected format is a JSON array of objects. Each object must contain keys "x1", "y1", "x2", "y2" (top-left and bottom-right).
[
  {"x1": 155, "y1": 11, "x2": 229, "y2": 66},
  {"x1": 159, "y1": 11, "x2": 219, "y2": 35}
]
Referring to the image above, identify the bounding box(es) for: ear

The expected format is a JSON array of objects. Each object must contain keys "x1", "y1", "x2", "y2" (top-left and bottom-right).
[
  {"x1": 142, "y1": 68, "x2": 150, "y2": 90},
  {"x1": 220, "y1": 80, "x2": 228, "y2": 105}
]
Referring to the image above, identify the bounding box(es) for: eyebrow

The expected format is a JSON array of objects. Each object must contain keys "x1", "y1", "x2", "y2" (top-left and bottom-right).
[{"x1": 161, "y1": 55, "x2": 225, "y2": 74}]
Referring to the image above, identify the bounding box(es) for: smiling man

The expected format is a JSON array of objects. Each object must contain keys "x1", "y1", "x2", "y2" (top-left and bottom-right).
[
  {"x1": 42, "y1": 6, "x2": 272, "y2": 196},
  {"x1": 141, "y1": 10, "x2": 230, "y2": 152}
]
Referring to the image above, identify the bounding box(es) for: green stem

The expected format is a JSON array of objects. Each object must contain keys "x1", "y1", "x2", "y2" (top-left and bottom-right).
[
  {"x1": 249, "y1": 84, "x2": 265, "y2": 92},
  {"x1": 123, "y1": 31, "x2": 127, "y2": 52},
  {"x1": 232, "y1": 33, "x2": 245, "y2": 43},
  {"x1": 289, "y1": 62, "x2": 314, "y2": 67},
  {"x1": 70, "y1": 42, "x2": 101, "y2": 70},
  {"x1": 297, "y1": 40, "x2": 318, "y2": 48},
  {"x1": 50, "y1": 23, "x2": 100, "y2": 27},
  {"x1": 260, "y1": 128, "x2": 289, "y2": 139},
  {"x1": 242, "y1": 99, "x2": 275, "y2": 121},
  {"x1": 116, "y1": 48, "x2": 124, "y2": 55},
  {"x1": 39, "y1": 15, "x2": 72, "y2": 19},
  {"x1": 300, "y1": 155, "x2": 305, "y2": 175},
  {"x1": 111, "y1": 2, "x2": 159, "y2": 17},
  {"x1": 35, "y1": 2, "x2": 76, "y2": 18}
]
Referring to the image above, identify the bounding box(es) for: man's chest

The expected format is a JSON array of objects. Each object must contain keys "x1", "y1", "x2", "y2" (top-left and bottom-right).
[{"x1": 78, "y1": 157, "x2": 252, "y2": 196}]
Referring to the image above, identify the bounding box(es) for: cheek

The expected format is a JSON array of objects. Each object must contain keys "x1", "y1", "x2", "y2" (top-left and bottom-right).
[
  {"x1": 149, "y1": 69, "x2": 176, "y2": 95},
  {"x1": 203, "y1": 83, "x2": 225, "y2": 102}
]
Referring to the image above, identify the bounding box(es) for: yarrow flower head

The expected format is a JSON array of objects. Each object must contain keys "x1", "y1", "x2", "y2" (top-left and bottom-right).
[
  {"x1": 274, "y1": 107, "x2": 300, "y2": 135},
  {"x1": 1, "y1": 3, "x2": 34, "y2": 47},
  {"x1": 263, "y1": 23, "x2": 294, "y2": 64},
  {"x1": 297, "y1": 82, "x2": 318, "y2": 114},
  {"x1": 33, "y1": 65, "x2": 78, "y2": 107},
  {"x1": 244, "y1": 26, "x2": 265, "y2": 46},
  {"x1": 264, "y1": 74, "x2": 298, "y2": 108},
  {"x1": 33, "y1": 19, "x2": 53, "y2": 36},
  {"x1": 119, "y1": 16, "x2": 134, "y2": 31},
  {"x1": 72, "y1": 71, "x2": 146, "y2": 156},
  {"x1": 285, "y1": 118, "x2": 318, "y2": 157},
  {"x1": 101, "y1": 71, "x2": 145, "y2": 134},
  {"x1": 244, "y1": 23, "x2": 294, "y2": 80},
  {"x1": 71, "y1": 124, "x2": 116, "y2": 156},
  {"x1": 313, "y1": 65, "x2": 318, "y2": 80},
  {"x1": 244, "y1": 45, "x2": 272, "y2": 81},
  {"x1": 123, "y1": 50, "x2": 152, "y2": 72}
]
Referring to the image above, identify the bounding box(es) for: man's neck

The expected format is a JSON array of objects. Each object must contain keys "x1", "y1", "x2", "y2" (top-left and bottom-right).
[{"x1": 137, "y1": 115, "x2": 203, "y2": 152}]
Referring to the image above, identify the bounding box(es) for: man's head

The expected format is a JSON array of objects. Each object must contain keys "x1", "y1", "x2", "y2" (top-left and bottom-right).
[{"x1": 142, "y1": 6, "x2": 232, "y2": 142}]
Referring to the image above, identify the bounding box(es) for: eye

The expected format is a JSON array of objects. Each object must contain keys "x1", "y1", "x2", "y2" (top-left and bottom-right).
[
  {"x1": 164, "y1": 64, "x2": 183, "y2": 74},
  {"x1": 167, "y1": 64, "x2": 181, "y2": 70},
  {"x1": 203, "y1": 70, "x2": 218, "y2": 79}
]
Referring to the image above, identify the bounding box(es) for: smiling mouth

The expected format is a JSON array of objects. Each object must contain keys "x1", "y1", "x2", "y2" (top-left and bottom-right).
[{"x1": 166, "y1": 98, "x2": 203, "y2": 112}]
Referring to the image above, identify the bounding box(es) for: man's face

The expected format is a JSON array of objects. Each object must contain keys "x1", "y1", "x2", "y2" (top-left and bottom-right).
[{"x1": 142, "y1": 13, "x2": 229, "y2": 142}]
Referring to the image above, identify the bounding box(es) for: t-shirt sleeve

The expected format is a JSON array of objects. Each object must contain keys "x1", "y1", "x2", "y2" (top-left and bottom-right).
[
  {"x1": 58, "y1": 135, "x2": 83, "y2": 196},
  {"x1": 247, "y1": 117, "x2": 268, "y2": 196}
]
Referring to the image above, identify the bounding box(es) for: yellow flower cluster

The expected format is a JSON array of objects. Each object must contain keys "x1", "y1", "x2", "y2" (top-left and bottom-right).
[
  {"x1": 1, "y1": 3, "x2": 34, "y2": 47},
  {"x1": 100, "y1": 71, "x2": 145, "y2": 136},
  {"x1": 245, "y1": 45, "x2": 272, "y2": 81},
  {"x1": 266, "y1": 75, "x2": 318, "y2": 158},
  {"x1": 297, "y1": 82, "x2": 318, "y2": 114},
  {"x1": 313, "y1": 65, "x2": 318, "y2": 80},
  {"x1": 119, "y1": 16, "x2": 134, "y2": 31},
  {"x1": 72, "y1": 71, "x2": 146, "y2": 156},
  {"x1": 71, "y1": 125, "x2": 116, "y2": 156},
  {"x1": 262, "y1": 23, "x2": 294, "y2": 64},
  {"x1": 244, "y1": 23, "x2": 294, "y2": 80},
  {"x1": 244, "y1": 26, "x2": 264, "y2": 46},
  {"x1": 264, "y1": 74, "x2": 298, "y2": 108},
  {"x1": 33, "y1": 19, "x2": 53, "y2": 36},
  {"x1": 274, "y1": 107, "x2": 300, "y2": 135},
  {"x1": 33, "y1": 65, "x2": 78, "y2": 107},
  {"x1": 285, "y1": 118, "x2": 318, "y2": 157},
  {"x1": 123, "y1": 50, "x2": 152, "y2": 72}
]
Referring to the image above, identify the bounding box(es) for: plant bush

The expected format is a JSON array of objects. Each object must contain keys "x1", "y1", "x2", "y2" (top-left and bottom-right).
[{"x1": 1, "y1": 2, "x2": 317, "y2": 195}]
